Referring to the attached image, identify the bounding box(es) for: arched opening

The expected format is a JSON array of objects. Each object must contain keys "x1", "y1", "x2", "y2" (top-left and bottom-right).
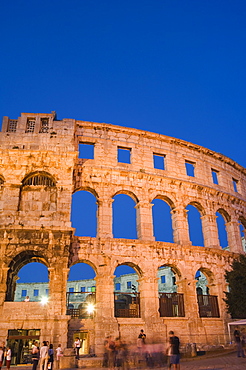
[
  {"x1": 186, "y1": 204, "x2": 204, "y2": 246},
  {"x1": 158, "y1": 265, "x2": 185, "y2": 317},
  {"x1": 71, "y1": 190, "x2": 97, "y2": 237},
  {"x1": 239, "y1": 217, "x2": 246, "y2": 252},
  {"x1": 19, "y1": 172, "x2": 57, "y2": 213},
  {"x1": 113, "y1": 193, "x2": 137, "y2": 239},
  {"x1": 195, "y1": 269, "x2": 219, "y2": 318},
  {"x1": 6, "y1": 251, "x2": 48, "y2": 302},
  {"x1": 114, "y1": 264, "x2": 140, "y2": 317},
  {"x1": 216, "y1": 211, "x2": 229, "y2": 250},
  {"x1": 14, "y1": 262, "x2": 49, "y2": 302},
  {"x1": 152, "y1": 198, "x2": 173, "y2": 242},
  {"x1": 67, "y1": 262, "x2": 96, "y2": 320}
]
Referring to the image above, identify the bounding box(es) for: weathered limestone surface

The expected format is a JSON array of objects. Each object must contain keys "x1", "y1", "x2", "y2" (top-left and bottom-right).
[{"x1": 0, "y1": 112, "x2": 245, "y2": 364}]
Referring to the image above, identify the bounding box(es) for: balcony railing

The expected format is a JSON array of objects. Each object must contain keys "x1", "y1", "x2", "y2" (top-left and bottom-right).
[
  {"x1": 197, "y1": 294, "x2": 220, "y2": 318},
  {"x1": 114, "y1": 292, "x2": 140, "y2": 318},
  {"x1": 66, "y1": 291, "x2": 96, "y2": 318},
  {"x1": 159, "y1": 293, "x2": 185, "y2": 317}
]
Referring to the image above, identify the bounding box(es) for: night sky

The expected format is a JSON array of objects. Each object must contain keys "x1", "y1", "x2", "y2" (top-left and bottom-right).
[{"x1": 1, "y1": 0, "x2": 245, "y2": 283}]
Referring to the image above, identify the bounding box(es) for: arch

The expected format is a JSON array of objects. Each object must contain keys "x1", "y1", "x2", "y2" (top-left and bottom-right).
[
  {"x1": 152, "y1": 198, "x2": 174, "y2": 242},
  {"x1": 6, "y1": 251, "x2": 48, "y2": 302},
  {"x1": 216, "y1": 208, "x2": 231, "y2": 223},
  {"x1": 158, "y1": 264, "x2": 185, "y2": 317},
  {"x1": 216, "y1": 211, "x2": 229, "y2": 249},
  {"x1": 153, "y1": 195, "x2": 175, "y2": 210},
  {"x1": 22, "y1": 171, "x2": 56, "y2": 187},
  {"x1": 71, "y1": 190, "x2": 97, "y2": 237},
  {"x1": 68, "y1": 261, "x2": 97, "y2": 280},
  {"x1": 19, "y1": 172, "x2": 57, "y2": 212},
  {"x1": 73, "y1": 186, "x2": 99, "y2": 200},
  {"x1": 186, "y1": 203, "x2": 204, "y2": 246},
  {"x1": 112, "y1": 189, "x2": 139, "y2": 204},
  {"x1": 114, "y1": 263, "x2": 140, "y2": 318},
  {"x1": 188, "y1": 201, "x2": 206, "y2": 216},
  {"x1": 239, "y1": 216, "x2": 246, "y2": 230},
  {"x1": 112, "y1": 194, "x2": 137, "y2": 239}
]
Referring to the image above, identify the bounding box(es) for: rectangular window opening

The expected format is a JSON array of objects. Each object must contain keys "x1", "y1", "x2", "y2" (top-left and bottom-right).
[
  {"x1": 25, "y1": 118, "x2": 36, "y2": 133},
  {"x1": 40, "y1": 118, "x2": 49, "y2": 133},
  {"x1": 232, "y1": 178, "x2": 238, "y2": 192},
  {"x1": 78, "y1": 143, "x2": 94, "y2": 159},
  {"x1": 69, "y1": 287, "x2": 74, "y2": 293},
  {"x1": 45, "y1": 289, "x2": 49, "y2": 296},
  {"x1": 81, "y1": 287, "x2": 86, "y2": 292},
  {"x1": 161, "y1": 275, "x2": 166, "y2": 284},
  {"x1": 118, "y1": 147, "x2": 131, "y2": 164},
  {"x1": 33, "y1": 289, "x2": 39, "y2": 296},
  {"x1": 127, "y1": 281, "x2": 132, "y2": 289},
  {"x1": 153, "y1": 153, "x2": 165, "y2": 170},
  {"x1": 115, "y1": 283, "x2": 121, "y2": 291},
  {"x1": 21, "y1": 290, "x2": 27, "y2": 297},
  {"x1": 185, "y1": 161, "x2": 195, "y2": 177},
  {"x1": 212, "y1": 169, "x2": 219, "y2": 185}
]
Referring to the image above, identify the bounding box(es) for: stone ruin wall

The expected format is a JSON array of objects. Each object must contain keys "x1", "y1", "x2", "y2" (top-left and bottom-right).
[{"x1": 0, "y1": 112, "x2": 245, "y2": 358}]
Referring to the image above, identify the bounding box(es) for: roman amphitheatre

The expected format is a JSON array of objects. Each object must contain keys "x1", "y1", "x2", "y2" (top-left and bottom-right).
[{"x1": 0, "y1": 111, "x2": 245, "y2": 366}]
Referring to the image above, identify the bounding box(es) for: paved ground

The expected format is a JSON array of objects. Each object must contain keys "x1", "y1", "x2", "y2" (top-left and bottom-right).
[{"x1": 9, "y1": 352, "x2": 246, "y2": 370}]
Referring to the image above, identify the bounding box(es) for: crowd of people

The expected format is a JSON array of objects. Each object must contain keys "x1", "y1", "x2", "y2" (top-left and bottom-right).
[
  {"x1": 103, "y1": 330, "x2": 180, "y2": 370},
  {"x1": 30, "y1": 341, "x2": 63, "y2": 370}
]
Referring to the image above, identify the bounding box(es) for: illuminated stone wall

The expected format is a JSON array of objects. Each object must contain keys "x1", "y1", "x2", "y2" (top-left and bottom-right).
[{"x1": 0, "y1": 112, "x2": 245, "y2": 363}]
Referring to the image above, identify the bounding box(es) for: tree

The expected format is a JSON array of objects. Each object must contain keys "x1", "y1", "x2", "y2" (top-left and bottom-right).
[{"x1": 224, "y1": 254, "x2": 246, "y2": 319}]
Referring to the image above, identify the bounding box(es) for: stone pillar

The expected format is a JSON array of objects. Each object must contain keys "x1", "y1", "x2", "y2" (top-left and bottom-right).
[
  {"x1": 94, "y1": 268, "x2": 118, "y2": 355},
  {"x1": 226, "y1": 217, "x2": 243, "y2": 253},
  {"x1": 138, "y1": 273, "x2": 159, "y2": 321},
  {"x1": 97, "y1": 198, "x2": 113, "y2": 238},
  {"x1": 0, "y1": 266, "x2": 9, "y2": 305},
  {"x1": 179, "y1": 277, "x2": 200, "y2": 319},
  {"x1": 171, "y1": 206, "x2": 191, "y2": 245},
  {"x1": 48, "y1": 266, "x2": 69, "y2": 315},
  {"x1": 135, "y1": 201, "x2": 155, "y2": 241},
  {"x1": 201, "y1": 214, "x2": 220, "y2": 249}
]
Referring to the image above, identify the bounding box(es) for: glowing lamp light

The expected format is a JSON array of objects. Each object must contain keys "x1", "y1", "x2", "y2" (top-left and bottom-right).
[
  {"x1": 40, "y1": 296, "x2": 49, "y2": 305},
  {"x1": 86, "y1": 303, "x2": 95, "y2": 315}
]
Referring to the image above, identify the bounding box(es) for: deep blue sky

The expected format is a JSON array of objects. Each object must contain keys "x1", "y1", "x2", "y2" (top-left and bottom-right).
[
  {"x1": 1, "y1": 1, "x2": 245, "y2": 283},
  {"x1": 0, "y1": 0, "x2": 245, "y2": 167}
]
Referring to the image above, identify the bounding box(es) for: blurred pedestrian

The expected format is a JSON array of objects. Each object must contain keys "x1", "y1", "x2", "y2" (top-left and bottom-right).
[
  {"x1": 55, "y1": 344, "x2": 63, "y2": 369},
  {"x1": 167, "y1": 331, "x2": 180, "y2": 370},
  {"x1": 31, "y1": 342, "x2": 39, "y2": 370},
  {"x1": 39, "y1": 341, "x2": 49, "y2": 370}
]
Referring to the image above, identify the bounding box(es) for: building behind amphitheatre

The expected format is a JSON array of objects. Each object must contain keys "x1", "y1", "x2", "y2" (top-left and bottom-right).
[{"x1": 0, "y1": 112, "x2": 245, "y2": 366}]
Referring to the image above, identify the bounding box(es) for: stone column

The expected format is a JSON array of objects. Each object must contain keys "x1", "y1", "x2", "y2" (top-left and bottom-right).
[
  {"x1": 201, "y1": 214, "x2": 220, "y2": 249},
  {"x1": 0, "y1": 266, "x2": 9, "y2": 305},
  {"x1": 171, "y1": 206, "x2": 191, "y2": 245},
  {"x1": 138, "y1": 273, "x2": 159, "y2": 321},
  {"x1": 135, "y1": 201, "x2": 155, "y2": 241},
  {"x1": 94, "y1": 268, "x2": 118, "y2": 355},
  {"x1": 97, "y1": 198, "x2": 113, "y2": 238},
  {"x1": 226, "y1": 217, "x2": 243, "y2": 253},
  {"x1": 48, "y1": 266, "x2": 70, "y2": 315}
]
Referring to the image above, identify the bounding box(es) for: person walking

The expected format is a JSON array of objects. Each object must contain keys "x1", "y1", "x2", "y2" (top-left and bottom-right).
[
  {"x1": 74, "y1": 337, "x2": 81, "y2": 361},
  {"x1": 234, "y1": 327, "x2": 245, "y2": 358},
  {"x1": 55, "y1": 344, "x2": 63, "y2": 369},
  {"x1": 48, "y1": 344, "x2": 54, "y2": 370},
  {"x1": 39, "y1": 341, "x2": 49, "y2": 370},
  {"x1": 31, "y1": 341, "x2": 39, "y2": 370},
  {"x1": 5, "y1": 346, "x2": 11, "y2": 370},
  {"x1": 0, "y1": 346, "x2": 4, "y2": 370},
  {"x1": 167, "y1": 331, "x2": 180, "y2": 370}
]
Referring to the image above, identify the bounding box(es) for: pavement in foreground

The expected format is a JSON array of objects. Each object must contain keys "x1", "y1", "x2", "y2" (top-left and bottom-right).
[{"x1": 9, "y1": 351, "x2": 246, "y2": 370}]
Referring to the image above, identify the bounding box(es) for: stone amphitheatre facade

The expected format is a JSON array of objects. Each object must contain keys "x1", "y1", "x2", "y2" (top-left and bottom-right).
[{"x1": 0, "y1": 112, "x2": 245, "y2": 364}]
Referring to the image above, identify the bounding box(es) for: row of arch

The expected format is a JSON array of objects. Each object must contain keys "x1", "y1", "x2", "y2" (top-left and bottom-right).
[
  {"x1": 1, "y1": 171, "x2": 245, "y2": 249},
  {"x1": 72, "y1": 190, "x2": 246, "y2": 250},
  {"x1": 13, "y1": 261, "x2": 211, "y2": 300}
]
